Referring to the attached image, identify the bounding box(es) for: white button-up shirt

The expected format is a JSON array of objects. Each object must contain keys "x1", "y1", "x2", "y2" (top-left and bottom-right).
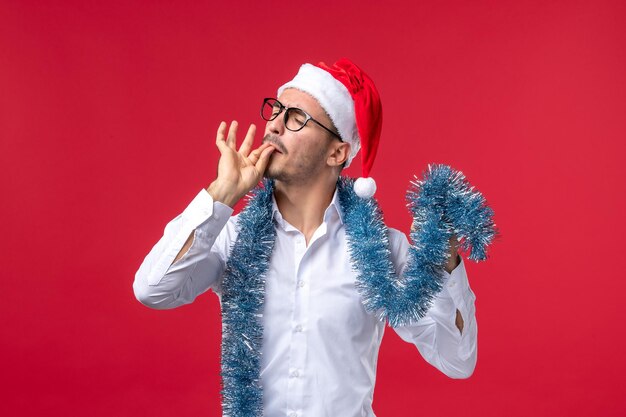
[{"x1": 134, "y1": 187, "x2": 478, "y2": 417}]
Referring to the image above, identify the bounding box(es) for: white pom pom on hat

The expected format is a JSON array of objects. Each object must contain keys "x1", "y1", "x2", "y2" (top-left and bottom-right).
[
  {"x1": 354, "y1": 177, "x2": 377, "y2": 199},
  {"x1": 277, "y1": 58, "x2": 383, "y2": 198}
]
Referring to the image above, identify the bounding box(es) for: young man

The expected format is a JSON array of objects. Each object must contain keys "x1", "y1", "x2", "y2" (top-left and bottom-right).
[{"x1": 134, "y1": 59, "x2": 477, "y2": 417}]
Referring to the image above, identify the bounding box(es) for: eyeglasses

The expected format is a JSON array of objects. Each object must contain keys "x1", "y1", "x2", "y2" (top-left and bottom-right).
[{"x1": 261, "y1": 98, "x2": 342, "y2": 141}]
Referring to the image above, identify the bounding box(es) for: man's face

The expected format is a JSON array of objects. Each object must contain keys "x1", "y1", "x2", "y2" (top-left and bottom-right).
[{"x1": 262, "y1": 88, "x2": 341, "y2": 184}]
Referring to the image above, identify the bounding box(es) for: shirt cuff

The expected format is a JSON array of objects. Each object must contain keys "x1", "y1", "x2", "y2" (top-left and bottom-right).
[
  {"x1": 148, "y1": 189, "x2": 233, "y2": 285},
  {"x1": 439, "y1": 258, "x2": 477, "y2": 360},
  {"x1": 440, "y1": 258, "x2": 471, "y2": 304}
]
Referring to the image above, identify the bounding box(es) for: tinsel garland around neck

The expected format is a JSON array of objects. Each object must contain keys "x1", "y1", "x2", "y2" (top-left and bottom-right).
[{"x1": 219, "y1": 164, "x2": 497, "y2": 417}]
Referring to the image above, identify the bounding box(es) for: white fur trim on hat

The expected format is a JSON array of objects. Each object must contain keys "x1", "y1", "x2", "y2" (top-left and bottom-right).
[{"x1": 277, "y1": 63, "x2": 360, "y2": 167}]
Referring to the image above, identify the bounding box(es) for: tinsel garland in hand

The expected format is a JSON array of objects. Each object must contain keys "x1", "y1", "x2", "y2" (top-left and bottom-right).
[
  {"x1": 398, "y1": 163, "x2": 497, "y2": 325},
  {"x1": 342, "y1": 163, "x2": 497, "y2": 327},
  {"x1": 408, "y1": 163, "x2": 497, "y2": 263}
]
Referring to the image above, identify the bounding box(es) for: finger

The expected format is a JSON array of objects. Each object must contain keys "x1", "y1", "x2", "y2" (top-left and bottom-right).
[
  {"x1": 238, "y1": 124, "x2": 256, "y2": 157},
  {"x1": 226, "y1": 120, "x2": 238, "y2": 150},
  {"x1": 254, "y1": 146, "x2": 276, "y2": 174},
  {"x1": 249, "y1": 142, "x2": 273, "y2": 164},
  {"x1": 215, "y1": 121, "x2": 228, "y2": 152},
  {"x1": 248, "y1": 143, "x2": 268, "y2": 163}
]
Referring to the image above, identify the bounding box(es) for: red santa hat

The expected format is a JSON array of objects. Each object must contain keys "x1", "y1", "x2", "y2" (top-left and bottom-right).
[{"x1": 277, "y1": 58, "x2": 383, "y2": 198}]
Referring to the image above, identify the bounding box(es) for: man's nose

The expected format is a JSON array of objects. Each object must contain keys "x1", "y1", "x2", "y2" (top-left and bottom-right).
[{"x1": 266, "y1": 113, "x2": 285, "y2": 136}]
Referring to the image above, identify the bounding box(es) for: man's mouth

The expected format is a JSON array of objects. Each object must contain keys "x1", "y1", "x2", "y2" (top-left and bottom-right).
[{"x1": 263, "y1": 134, "x2": 287, "y2": 154}]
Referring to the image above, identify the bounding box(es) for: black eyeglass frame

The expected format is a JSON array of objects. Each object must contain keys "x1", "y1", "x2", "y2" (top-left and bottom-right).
[{"x1": 261, "y1": 98, "x2": 343, "y2": 142}]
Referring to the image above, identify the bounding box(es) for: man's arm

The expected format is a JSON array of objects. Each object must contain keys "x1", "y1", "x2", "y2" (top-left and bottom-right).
[
  {"x1": 132, "y1": 190, "x2": 234, "y2": 309},
  {"x1": 389, "y1": 230, "x2": 478, "y2": 379},
  {"x1": 133, "y1": 121, "x2": 276, "y2": 309}
]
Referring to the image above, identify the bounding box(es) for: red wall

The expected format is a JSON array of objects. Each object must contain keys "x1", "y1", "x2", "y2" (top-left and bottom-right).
[{"x1": 2, "y1": 1, "x2": 625, "y2": 415}]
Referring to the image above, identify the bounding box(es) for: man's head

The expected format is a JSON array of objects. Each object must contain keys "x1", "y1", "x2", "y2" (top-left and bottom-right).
[
  {"x1": 261, "y1": 88, "x2": 350, "y2": 185},
  {"x1": 261, "y1": 58, "x2": 383, "y2": 197}
]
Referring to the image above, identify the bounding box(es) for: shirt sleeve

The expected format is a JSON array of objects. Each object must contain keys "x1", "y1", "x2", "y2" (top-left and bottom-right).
[
  {"x1": 388, "y1": 229, "x2": 478, "y2": 379},
  {"x1": 133, "y1": 189, "x2": 236, "y2": 309}
]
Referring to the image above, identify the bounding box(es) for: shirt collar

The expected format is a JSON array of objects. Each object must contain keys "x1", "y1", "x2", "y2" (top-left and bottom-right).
[{"x1": 271, "y1": 186, "x2": 345, "y2": 228}]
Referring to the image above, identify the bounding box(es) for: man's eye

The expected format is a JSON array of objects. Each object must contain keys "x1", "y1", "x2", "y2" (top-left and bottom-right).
[{"x1": 292, "y1": 111, "x2": 306, "y2": 124}]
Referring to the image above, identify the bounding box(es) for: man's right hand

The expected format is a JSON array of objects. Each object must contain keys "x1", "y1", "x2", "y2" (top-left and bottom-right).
[{"x1": 206, "y1": 121, "x2": 276, "y2": 207}]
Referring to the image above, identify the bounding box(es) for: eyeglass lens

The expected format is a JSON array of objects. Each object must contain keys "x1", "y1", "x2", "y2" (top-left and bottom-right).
[{"x1": 262, "y1": 99, "x2": 308, "y2": 131}]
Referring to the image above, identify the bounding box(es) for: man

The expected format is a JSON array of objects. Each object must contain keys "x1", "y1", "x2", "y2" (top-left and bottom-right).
[{"x1": 134, "y1": 59, "x2": 477, "y2": 417}]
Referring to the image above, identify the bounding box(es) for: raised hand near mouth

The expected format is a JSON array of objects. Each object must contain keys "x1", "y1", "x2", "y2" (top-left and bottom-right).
[{"x1": 207, "y1": 121, "x2": 276, "y2": 208}]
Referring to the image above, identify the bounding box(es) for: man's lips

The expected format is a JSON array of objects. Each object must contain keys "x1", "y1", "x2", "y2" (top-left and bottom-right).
[
  {"x1": 269, "y1": 145, "x2": 282, "y2": 154},
  {"x1": 263, "y1": 134, "x2": 287, "y2": 154}
]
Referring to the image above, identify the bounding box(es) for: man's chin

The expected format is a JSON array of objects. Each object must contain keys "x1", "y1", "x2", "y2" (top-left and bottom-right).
[
  {"x1": 262, "y1": 166, "x2": 278, "y2": 180},
  {"x1": 263, "y1": 165, "x2": 287, "y2": 182}
]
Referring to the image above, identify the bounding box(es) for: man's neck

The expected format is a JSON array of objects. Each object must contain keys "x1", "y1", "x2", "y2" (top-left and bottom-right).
[{"x1": 273, "y1": 176, "x2": 337, "y2": 245}]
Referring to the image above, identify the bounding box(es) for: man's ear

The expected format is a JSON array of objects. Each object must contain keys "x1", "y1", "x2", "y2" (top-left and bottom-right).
[{"x1": 327, "y1": 142, "x2": 351, "y2": 167}]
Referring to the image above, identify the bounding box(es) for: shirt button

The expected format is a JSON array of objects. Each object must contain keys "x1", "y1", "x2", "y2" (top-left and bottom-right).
[
  {"x1": 290, "y1": 370, "x2": 300, "y2": 378},
  {"x1": 289, "y1": 413, "x2": 297, "y2": 417},
  {"x1": 294, "y1": 324, "x2": 303, "y2": 332},
  {"x1": 298, "y1": 280, "x2": 305, "y2": 288},
  {"x1": 448, "y1": 280, "x2": 457, "y2": 288}
]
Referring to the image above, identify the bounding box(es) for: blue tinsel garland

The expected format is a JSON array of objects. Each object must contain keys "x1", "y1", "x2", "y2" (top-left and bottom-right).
[
  {"x1": 220, "y1": 182, "x2": 275, "y2": 417},
  {"x1": 219, "y1": 164, "x2": 496, "y2": 416}
]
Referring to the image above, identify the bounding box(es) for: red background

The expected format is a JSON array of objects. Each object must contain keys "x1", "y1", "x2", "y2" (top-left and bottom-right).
[{"x1": 2, "y1": 1, "x2": 625, "y2": 416}]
